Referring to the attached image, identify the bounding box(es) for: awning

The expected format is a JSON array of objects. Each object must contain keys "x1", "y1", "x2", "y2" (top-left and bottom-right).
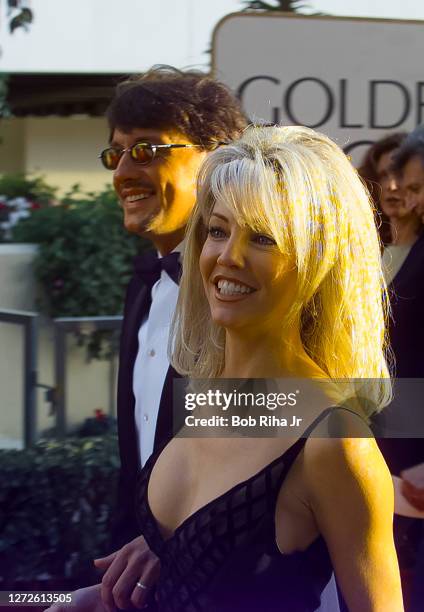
[{"x1": 6, "y1": 73, "x2": 130, "y2": 117}]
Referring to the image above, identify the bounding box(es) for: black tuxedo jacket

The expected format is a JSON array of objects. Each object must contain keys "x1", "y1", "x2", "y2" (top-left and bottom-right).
[{"x1": 111, "y1": 269, "x2": 181, "y2": 549}]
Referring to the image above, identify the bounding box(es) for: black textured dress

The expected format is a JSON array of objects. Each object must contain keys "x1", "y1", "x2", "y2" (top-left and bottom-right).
[{"x1": 136, "y1": 409, "x2": 340, "y2": 612}]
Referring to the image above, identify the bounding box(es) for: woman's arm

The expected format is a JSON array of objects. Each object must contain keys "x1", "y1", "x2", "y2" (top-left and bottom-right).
[{"x1": 304, "y1": 436, "x2": 403, "y2": 612}]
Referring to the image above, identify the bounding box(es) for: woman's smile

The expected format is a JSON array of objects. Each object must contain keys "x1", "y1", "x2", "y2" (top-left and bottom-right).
[{"x1": 213, "y1": 276, "x2": 257, "y2": 301}]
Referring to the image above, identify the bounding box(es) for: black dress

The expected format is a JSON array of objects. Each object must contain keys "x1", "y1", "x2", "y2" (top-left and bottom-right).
[{"x1": 136, "y1": 409, "x2": 341, "y2": 612}]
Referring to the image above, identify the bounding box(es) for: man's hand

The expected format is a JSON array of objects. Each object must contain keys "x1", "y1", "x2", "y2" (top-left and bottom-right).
[
  {"x1": 402, "y1": 480, "x2": 424, "y2": 511},
  {"x1": 94, "y1": 535, "x2": 160, "y2": 611},
  {"x1": 44, "y1": 584, "x2": 106, "y2": 612},
  {"x1": 401, "y1": 462, "x2": 424, "y2": 511}
]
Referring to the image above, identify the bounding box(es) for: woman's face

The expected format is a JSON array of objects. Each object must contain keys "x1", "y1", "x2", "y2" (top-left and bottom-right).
[
  {"x1": 199, "y1": 200, "x2": 296, "y2": 334},
  {"x1": 376, "y1": 150, "x2": 405, "y2": 218}
]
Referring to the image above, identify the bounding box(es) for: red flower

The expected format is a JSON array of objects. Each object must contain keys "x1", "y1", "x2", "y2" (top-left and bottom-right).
[{"x1": 94, "y1": 408, "x2": 106, "y2": 421}]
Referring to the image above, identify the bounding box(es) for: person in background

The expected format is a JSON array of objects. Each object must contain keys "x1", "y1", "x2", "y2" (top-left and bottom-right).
[
  {"x1": 389, "y1": 126, "x2": 424, "y2": 612},
  {"x1": 397, "y1": 126, "x2": 424, "y2": 226},
  {"x1": 359, "y1": 133, "x2": 424, "y2": 370},
  {"x1": 359, "y1": 133, "x2": 407, "y2": 247},
  {"x1": 360, "y1": 131, "x2": 424, "y2": 611}
]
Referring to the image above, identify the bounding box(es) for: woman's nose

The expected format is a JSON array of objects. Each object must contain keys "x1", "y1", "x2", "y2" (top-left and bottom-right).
[
  {"x1": 217, "y1": 235, "x2": 246, "y2": 268},
  {"x1": 388, "y1": 174, "x2": 400, "y2": 192}
]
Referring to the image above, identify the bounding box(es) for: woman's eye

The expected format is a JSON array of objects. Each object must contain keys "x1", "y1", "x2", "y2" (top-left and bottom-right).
[
  {"x1": 208, "y1": 226, "x2": 226, "y2": 239},
  {"x1": 252, "y1": 233, "x2": 276, "y2": 246}
]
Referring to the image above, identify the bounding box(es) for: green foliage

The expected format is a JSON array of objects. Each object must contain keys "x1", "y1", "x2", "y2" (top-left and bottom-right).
[
  {"x1": 242, "y1": 0, "x2": 311, "y2": 11},
  {"x1": 8, "y1": 180, "x2": 148, "y2": 358},
  {"x1": 12, "y1": 186, "x2": 146, "y2": 319},
  {"x1": 0, "y1": 435, "x2": 120, "y2": 586},
  {"x1": 0, "y1": 2, "x2": 34, "y2": 116},
  {"x1": 0, "y1": 73, "x2": 11, "y2": 118},
  {"x1": 76, "y1": 409, "x2": 117, "y2": 437},
  {"x1": 7, "y1": 1, "x2": 33, "y2": 33},
  {"x1": 0, "y1": 173, "x2": 57, "y2": 206},
  {"x1": 9, "y1": 6, "x2": 33, "y2": 33}
]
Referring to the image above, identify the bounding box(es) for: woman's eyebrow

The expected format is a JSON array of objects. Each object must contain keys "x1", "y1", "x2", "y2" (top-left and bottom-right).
[{"x1": 210, "y1": 212, "x2": 229, "y2": 223}]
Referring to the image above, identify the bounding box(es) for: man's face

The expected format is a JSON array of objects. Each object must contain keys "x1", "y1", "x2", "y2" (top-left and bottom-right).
[
  {"x1": 402, "y1": 155, "x2": 424, "y2": 222},
  {"x1": 376, "y1": 150, "x2": 404, "y2": 218},
  {"x1": 112, "y1": 127, "x2": 207, "y2": 254}
]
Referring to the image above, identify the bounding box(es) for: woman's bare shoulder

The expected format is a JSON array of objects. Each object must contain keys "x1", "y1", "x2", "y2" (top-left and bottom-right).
[{"x1": 303, "y1": 429, "x2": 393, "y2": 515}]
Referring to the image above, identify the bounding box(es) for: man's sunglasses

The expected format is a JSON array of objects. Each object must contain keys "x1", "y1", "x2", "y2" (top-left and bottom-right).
[{"x1": 99, "y1": 142, "x2": 202, "y2": 171}]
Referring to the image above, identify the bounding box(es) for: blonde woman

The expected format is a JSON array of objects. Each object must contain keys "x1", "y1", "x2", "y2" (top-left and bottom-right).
[{"x1": 136, "y1": 126, "x2": 403, "y2": 611}]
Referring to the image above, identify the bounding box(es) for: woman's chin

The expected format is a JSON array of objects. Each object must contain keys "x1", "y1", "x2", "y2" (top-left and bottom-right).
[
  {"x1": 210, "y1": 309, "x2": 254, "y2": 333},
  {"x1": 210, "y1": 311, "x2": 242, "y2": 330}
]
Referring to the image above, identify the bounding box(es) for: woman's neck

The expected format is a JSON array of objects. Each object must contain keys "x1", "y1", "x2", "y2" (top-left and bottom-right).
[
  {"x1": 220, "y1": 327, "x2": 325, "y2": 379},
  {"x1": 390, "y1": 215, "x2": 421, "y2": 246}
]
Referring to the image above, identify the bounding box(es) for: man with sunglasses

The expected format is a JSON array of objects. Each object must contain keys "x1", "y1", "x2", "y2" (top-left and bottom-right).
[{"x1": 46, "y1": 67, "x2": 247, "y2": 612}]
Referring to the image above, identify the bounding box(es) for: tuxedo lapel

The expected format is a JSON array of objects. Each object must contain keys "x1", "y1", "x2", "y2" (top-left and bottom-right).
[
  {"x1": 118, "y1": 258, "x2": 183, "y2": 467},
  {"x1": 154, "y1": 365, "x2": 182, "y2": 452},
  {"x1": 117, "y1": 276, "x2": 151, "y2": 475},
  {"x1": 123, "y1": 284, "x2": 151, "y2": 362}
]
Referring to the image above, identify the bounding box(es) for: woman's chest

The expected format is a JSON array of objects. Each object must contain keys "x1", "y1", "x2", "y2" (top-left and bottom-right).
[{"x1": 146, "y1": 438, "x2": 317, "y2": 550}]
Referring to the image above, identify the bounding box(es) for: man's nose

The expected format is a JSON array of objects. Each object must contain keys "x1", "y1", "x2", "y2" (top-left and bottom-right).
[
  {"x1": 113, "y1": 150, "x2": 139, "y2": 182},
  {"x1": 217, "y1": 235, "x2": 246, "y2": 268}
]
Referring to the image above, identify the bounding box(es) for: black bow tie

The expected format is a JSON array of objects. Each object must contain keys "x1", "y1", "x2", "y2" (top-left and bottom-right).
[{"x1": 134, "y1": 250, "x2": 182, "y2": 288}]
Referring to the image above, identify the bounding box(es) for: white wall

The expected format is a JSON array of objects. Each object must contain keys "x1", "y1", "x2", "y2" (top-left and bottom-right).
[
  {"x1": 0, "y1": 119, "x2": 26, "y2": 174},
  {"x1": 0, "y1": 244, "x2": 117, "y2": 449},
  {"x1": 25, "y1": 117, "x2": 111, "y2": 195},
  {"x1": 2, "y1": 0, "x2": 424, "y2": 78},
  {"x1": 0, "y1": 117, "x2": 111, "y2": 196},
  {"x1": 0, "y1": 0, "x2": 242, "y2": 73}
]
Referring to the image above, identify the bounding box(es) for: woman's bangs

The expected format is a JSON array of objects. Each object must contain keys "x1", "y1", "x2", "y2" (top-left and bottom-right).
[{"x1": 208, "y1": 157, "x2": 289, "y2": 249}]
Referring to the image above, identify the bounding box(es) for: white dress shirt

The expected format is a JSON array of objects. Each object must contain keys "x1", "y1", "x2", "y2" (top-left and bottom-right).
[{"x1": 133, "y1": 246, "x2": 181, "y2": 466}]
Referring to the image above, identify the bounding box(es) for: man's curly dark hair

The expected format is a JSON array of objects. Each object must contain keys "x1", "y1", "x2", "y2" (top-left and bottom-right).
[{"x1": 106, "y1": 66, "x2": 248, "y2": 148}]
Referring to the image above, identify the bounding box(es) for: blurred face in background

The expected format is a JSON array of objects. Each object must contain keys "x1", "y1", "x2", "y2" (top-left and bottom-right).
[
  {"x1": 376, "y1": 150, "x2": 405, "y2": 218},
  {"x1": 402, "y1": 155, "x2": 424, "y2": 223}
]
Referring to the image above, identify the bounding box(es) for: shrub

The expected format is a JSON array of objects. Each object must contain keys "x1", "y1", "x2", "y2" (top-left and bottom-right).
[
  {"x1": 12, "y1": 186, "x2": 145, "y2": 318},
  {"x1": 0, "y1": 174, "x2": 56, "y2": 241},
  {"x1": 76, "y1": 409, "x2": 117, "y2": 437},
  {"x1": 0, "y1": 435, "x2": 120, "y2": 588},
  {"x1": 11, "y1": 183, "x2": 149, "y2": 357},
  {"x1": 0, "y1": 173, "x2": 56, "y2": 206}
]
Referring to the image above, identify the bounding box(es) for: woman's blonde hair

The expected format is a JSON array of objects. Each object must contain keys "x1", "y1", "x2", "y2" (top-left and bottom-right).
[{"x1": 170, "y1": 125, "x2": 392, "y2": 411}]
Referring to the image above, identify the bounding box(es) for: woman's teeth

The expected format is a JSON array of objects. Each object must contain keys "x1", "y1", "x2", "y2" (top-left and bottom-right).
[{"x1": 217, "y1": 280, "x2": 254, "y2": 295}]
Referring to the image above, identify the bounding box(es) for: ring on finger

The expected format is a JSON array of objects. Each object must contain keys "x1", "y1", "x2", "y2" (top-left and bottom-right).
[{"x1": 136, "y1": 581, "x2": 148, "y2": 590}]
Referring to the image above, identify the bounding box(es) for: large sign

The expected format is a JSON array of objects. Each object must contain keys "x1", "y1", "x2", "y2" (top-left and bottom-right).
[{"x1": 212, "y1": 13, "x2": 424, "y2": 162}]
